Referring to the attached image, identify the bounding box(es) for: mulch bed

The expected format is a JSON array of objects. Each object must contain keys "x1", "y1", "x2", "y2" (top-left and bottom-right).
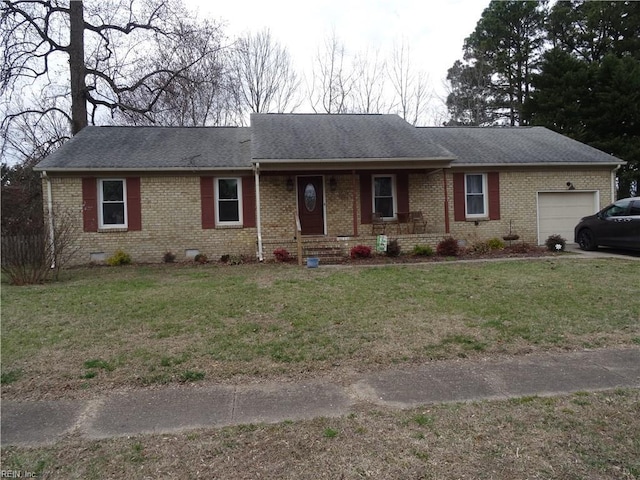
[{"x1": 344, "y1": 244, "x2": 560, "y2": 265}]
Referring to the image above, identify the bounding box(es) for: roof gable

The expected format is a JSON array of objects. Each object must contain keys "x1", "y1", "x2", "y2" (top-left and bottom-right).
[{"x1": 251, "y1": 113, "x2": 454, "y2": 160}]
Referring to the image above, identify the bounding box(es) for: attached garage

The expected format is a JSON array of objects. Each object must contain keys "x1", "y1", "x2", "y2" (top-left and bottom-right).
[{"x1": 537, "y1": 191, "x2": 599, "y2": 245}]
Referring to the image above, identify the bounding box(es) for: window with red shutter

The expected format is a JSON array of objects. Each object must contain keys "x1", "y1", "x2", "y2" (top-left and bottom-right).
[
  {"x1": 82, "y1": 177, "x2": 98, "y2": 232},
  {"x1": 359, "y1": 174, "x2": 372, "y2": 224},
  {"x1": 200, "y1": 177, "x2": 215, "y2": 229},
  {"x1": 126, "y1": 177, "x2": 142, "y2": 231},
  {"x1": 453, "y1": 172, "x2": 500, "y2": 221},
  {"x1": 242, "y1": 176, "x2": 256, "y2": 228}
]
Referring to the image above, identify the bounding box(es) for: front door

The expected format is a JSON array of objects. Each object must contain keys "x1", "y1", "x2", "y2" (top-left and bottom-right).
[{"x1": 297, "y1": 176, "x2": 324, "y2": 235}]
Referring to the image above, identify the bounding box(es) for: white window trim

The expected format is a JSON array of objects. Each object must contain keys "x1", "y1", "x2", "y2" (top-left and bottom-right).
[
  {"x1": 98, "y1": 178, "x2": 128, "y2": 229},
  {"x1": 215, "y1": 177, "x2": 243, "y2": 227},
  {"x1": 464, "y1": 173, "x2": 488, "y2": 219},
  {"x1": 372, "y1": 174, "x2": 397, "y2": 219}
]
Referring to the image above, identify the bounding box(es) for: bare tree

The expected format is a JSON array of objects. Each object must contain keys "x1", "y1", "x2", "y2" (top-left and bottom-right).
[
  {"x1": 114, "y1": 19, "x2": 233, "y2": 127},
  {"x1": 229, "y1": 29, "x2": 300, "y2": 118},
  {"x1": 1, "y1": 0, "x2": 219, "y2": 146},
  {"x1": 1, "y1": 95, "x2": 71, "y2": 165},
  {"x1": 309, "y1": 32, "x2": 353, "y2": 114},
  {"x1": 388, "y1": 41, "x2": 432, "y2": 125},
  {"x1": 1, "y1": 202, "x2": 80, "y2": 285},
  {"x1": 351, "y1": 48, "x2": 387, "y2": 114}
]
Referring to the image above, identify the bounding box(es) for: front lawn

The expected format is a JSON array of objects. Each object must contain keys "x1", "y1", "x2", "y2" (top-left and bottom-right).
[{"x1": 2, "y1": 258, "x2": 639, "y2": 399}]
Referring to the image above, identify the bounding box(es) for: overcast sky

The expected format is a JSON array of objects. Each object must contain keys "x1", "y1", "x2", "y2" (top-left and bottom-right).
[{"x1": 185, "y1": 0, "x2": 491, "y2": 125}]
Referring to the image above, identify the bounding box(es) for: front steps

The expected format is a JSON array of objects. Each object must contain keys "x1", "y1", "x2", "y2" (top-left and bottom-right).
[{"x1": 262, "y1": 232, "x2": 446, "y2": 265}]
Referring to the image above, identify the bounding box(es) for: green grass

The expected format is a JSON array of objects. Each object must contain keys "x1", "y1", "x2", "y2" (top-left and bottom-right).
[
  {"x1": 1, "y1": 259, "x2": 639, "y2": 397},
  {"x1": 83, "y1": 359, "x2": 115, "y2": 371},
  {"x1": 323, "y1": 427, "x2": 339, "y2": 438},
  {"x1": 1, "y1": 369, "x2": 22, "y2": 384},
  {"x1": 179, "y1": 370, "x2": 205, "y2": 382}
]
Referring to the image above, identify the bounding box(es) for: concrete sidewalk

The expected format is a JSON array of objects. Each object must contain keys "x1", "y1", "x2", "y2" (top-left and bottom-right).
[{"x1": 2, "y1": 348, "x2": 638, "y2": 447}]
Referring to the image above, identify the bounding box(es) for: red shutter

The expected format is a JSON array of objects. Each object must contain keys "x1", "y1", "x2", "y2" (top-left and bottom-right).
[
  {"x1": 242, "y1": 176, "x2": 256, "y2": 228},
  {"x1": 126, "y1": 177, "x2": 142, "y2": 231},
  {"x1": 453, "y1": 173, "x2": 466, "y2": 221},
  {"x1": 488, "y1": 172, "x2": 500, "y2": 220},
  {"x1": 396, "y1": 173, "x2": 409, "y2": 213},
  {"x1": 359, "y1": 174, "x2": 372, "y2": 224},
  {"x1": 200, "y1": 176, "x2": 215, "y2": 229},
  {"x1": 82, "y1": 177, "x2": 98, "y2": 232}
]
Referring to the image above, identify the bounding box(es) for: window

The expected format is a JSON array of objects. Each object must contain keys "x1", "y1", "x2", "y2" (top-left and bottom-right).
[
  {"x1": 216, "y1": 177, "x2": 242, "y2": 225},
  {"x1": 465, "y1": 174, "x2": 487, "y2": 218},
  {"x1": 99, "y1": 179, "x2": 127, "y2": 228},
  {"x1": 373, "y1": 175, "x2": 396, "y2": 218},
  {"x1": 602, "y1": 199, "x2": 631, "y2": 218}
]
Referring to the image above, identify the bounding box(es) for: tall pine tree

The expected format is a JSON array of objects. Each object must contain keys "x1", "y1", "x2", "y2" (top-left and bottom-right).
[
  {"x1": 528, "y1": 1, "x2": 640, "y2": 197},
  {"x1": 447, "y1": 1, "x2": 546, "y2": 126}
]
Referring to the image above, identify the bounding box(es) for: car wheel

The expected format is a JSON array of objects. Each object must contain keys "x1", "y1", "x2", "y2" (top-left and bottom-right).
[{"x1": 577, "y1": 229, "x2": 597, "y2": 251}]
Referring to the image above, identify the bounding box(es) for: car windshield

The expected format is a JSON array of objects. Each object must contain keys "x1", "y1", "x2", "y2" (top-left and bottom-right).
[{"x1": 602, "y1": 200, "x2": 630, "y2": 218}]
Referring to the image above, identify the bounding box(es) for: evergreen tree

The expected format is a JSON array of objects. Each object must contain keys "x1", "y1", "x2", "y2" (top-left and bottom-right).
[
  {"x1": 448, "y1": 1, "x2": 546, "y2": 126},
  {"x1": 445, "y1": 59, "x2": 495, "y2": 126},
  {"x1": 528, "y1": 1, "x2": 640, "y2": 197}
]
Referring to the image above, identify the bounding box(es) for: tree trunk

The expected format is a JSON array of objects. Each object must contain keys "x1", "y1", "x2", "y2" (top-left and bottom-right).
[{"x1": 69, "y1": 1, "x2": 88, "y2": 134}]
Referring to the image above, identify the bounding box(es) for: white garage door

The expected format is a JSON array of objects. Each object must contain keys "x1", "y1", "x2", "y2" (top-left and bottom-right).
[{"x1": 537, "y1": 191, "x2": 598, "y2": 245}]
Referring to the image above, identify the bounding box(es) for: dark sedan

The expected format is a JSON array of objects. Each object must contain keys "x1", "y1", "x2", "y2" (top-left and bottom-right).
[{"x1": 574, "y1": 197, "x2": 640, "y2": 251}]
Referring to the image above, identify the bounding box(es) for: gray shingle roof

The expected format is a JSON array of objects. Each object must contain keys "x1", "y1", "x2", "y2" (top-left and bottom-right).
[
  {"x1": 251, "y1": 113, "x2": 454, "y2": 160},
  {"x1": 418, "y1": 126, "x2": 623, "y2": 165},
  {"x1": 35, "y1": 117, "x2": 624, "y2": 171},
  {"x1": 35, "y1": 126, "x2": 251, "y2": 170}
]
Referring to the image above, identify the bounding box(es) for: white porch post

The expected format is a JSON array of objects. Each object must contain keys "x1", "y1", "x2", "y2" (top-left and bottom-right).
[{"x1": 254, "y1": 163, "x2": 264, "y2": 261}]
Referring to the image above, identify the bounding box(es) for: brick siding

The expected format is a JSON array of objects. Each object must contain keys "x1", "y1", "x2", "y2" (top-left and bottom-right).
[{"x1": 46, "y1": 166, "x2": 614, "y2": 265}]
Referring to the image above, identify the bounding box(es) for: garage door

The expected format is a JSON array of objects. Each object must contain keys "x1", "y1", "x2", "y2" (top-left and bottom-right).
[{"x1": 537, "y1": 192, "x2": 598, "y2": 245}]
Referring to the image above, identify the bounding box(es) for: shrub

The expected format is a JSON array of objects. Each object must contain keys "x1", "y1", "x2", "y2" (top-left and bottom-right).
[
  {"x1": 194, "y1": 253, "x2": 208, "y2": 264},
  {"x1": 222, "y1": 254, "x2": 244, "y2": 265},
  {"x1": 107, "y1": 249, "x2": 131, "y2": 266},
  {"x1": 386, "y1": 239, "x2": 401, "y2": 257},
  {"x1": 413, "y1": 244, "x2": 434, "y2": 256},
  {"x1": 163, "y1": 251, "x2": 176, "y2": 263},
  {"x1": 487, "y1": 237, "x2": 505, "y2": 250},
  {"x1": 350, "y1": 245, "x2": 372, "y2": 259},
  {"x1": 472, "y1": 238, "x2": 505, "y2": 254},
  {"x1": 1, "y1": 204, "x2": 80, "y2": 284},
  {"x1": 545, "y1": 234, "x2": 566, "y2": 252},
  {"x1": 273, "y1": 248, "x2": 291, "y2": 262},
  {"x1": 436, "y1": 237, "x2": 460, "y2": 256}
]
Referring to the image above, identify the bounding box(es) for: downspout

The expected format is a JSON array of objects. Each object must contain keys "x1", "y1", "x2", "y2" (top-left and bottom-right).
[
  {"x1": 43, "y1": 171, "x2": 56, "y2": 269},
  {"x1": 611, "y1": 165, "x2": 620, "y2": 202},
  {"x1": 442, "y1": 169, "x2": 450, "y2": 234},
  {"x1": 254, "y1": 163, "x2": 264, "y2": 262},
  {"x1": 352, "y1": 169, "x2": 358, "y2": 236}
]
